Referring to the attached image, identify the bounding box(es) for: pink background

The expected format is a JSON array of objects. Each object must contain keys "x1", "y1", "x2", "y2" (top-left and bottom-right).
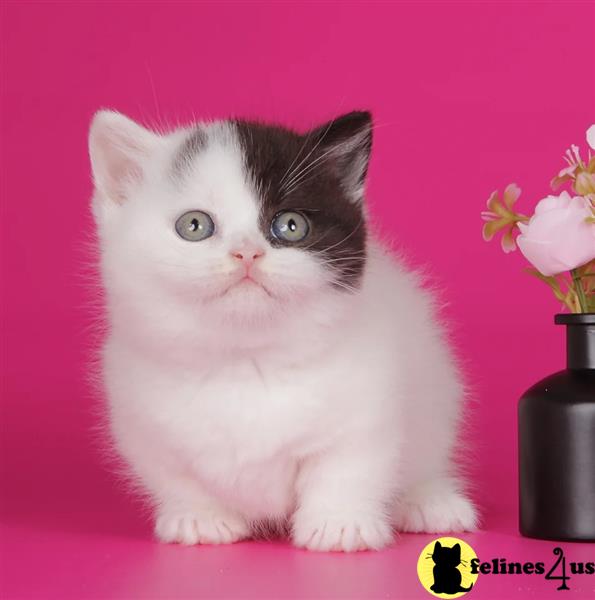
[{"x1": 1, "y1": 1, "x2": 594, "y2": 598}]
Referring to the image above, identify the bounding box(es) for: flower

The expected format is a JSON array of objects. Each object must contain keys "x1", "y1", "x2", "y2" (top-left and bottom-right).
[
  {"x1": 481, "y1": 126, "x2": 595, "y2": 312},
  {"x1": 481, "y1": 184, "x2": 526, "y2": 252},
  {"x1": 551, "y1": 144, "x2": 584, "y2": 189},
  {"x1": 575, "y1": 171, "x2": 595, "y2": 196},
  {"x1": 551, "y1": 128, "x2": 595, "y2": 191},
  {"x1": 516, "y1": 192, "x2": 595, "y2": 276},
  {"x1": 587, "y1": 124, "x2": 595, "y2": 151}
]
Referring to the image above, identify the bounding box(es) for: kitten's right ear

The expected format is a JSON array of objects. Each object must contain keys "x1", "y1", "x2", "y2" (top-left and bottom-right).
[
  {"x1": 308, "y1": 111, "x2": 372, "y2": 204},
  {"x1": 89, "y1": 110, "x2": 159, "y2": 204}
]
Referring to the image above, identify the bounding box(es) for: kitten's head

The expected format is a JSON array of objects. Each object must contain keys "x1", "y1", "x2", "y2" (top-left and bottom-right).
[
  {"x1": 432, "y1": 541, "x2": 462, "y2": 567},
  {"x1": 89, "y1": 110, "x2": 372, "y2": 339}
]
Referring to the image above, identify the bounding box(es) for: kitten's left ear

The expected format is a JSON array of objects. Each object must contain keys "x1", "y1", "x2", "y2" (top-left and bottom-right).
[
  {"x1": 310, "y1": 111, "x2": 373, "y2": 204},
  {"x1": 89, "y1": 110, "x2": 160, "y2": 205}
]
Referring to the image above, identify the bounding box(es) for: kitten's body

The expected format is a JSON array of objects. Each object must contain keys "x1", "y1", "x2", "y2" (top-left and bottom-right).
[{"x1": 91, "y1": 111, "x2": 477, "y2": 551}]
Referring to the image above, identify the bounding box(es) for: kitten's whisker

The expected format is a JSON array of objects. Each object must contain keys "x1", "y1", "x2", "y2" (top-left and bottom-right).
[
  {"x1": 318, "y1": 218, "x2": 364, "y2": 255},
  {"x1": 316, "y1": 249, "x2": 367, "y2": 260},
  {"x1": 306, "y1": 240, "x2": 367, "y2": 255},
  {"x1": 327, "y1": 270, "x2": 361, "y2": 278},
  {"x1": 282, "y1": 145, "x2": 338, "y2": 195},
  {"x1": 321, "y1": 264, "x2": 363, "y2": 272},
  {"x1": 284, "y1": 118, "x2": 369, "y2": 194},
  {"x1": 281, "y1": 98, "x2": 347, "y2": 190},
  {"x1": 298, "y1": 228, "x2": 335, "y2": 251},
  {"x1": 286, "y1": 121, "x2": 371, "y2": 194},
  {"x1": 279, "y1": 115, "x2": 338, "y2": 192},
  {"x1": 284, "y1": 135, "x2": 344, "y2": 193},
  {"x1": 327, "y1": 277, "x2": 360, "y2": 294},
  {"x1": 318, "y1": 256, "x2": 367, "y2": 264},
  {"x1": 284, "y1": 143, "x2": 350, "y2": 195},
  {"x1": 278, "y1": 128, "x2": 314, "y2": 188}
]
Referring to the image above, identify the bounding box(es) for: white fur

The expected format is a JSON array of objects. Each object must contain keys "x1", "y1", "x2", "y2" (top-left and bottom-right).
[{"x1": 90, "y1": 111, "x2": 477, "y2": 552}]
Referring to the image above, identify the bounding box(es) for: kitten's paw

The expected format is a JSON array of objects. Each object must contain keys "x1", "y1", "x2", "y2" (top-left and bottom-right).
[
  {"x1": 155, "y1": 510, "x2": 250, "y2": 545},
  {"x1": 292, "y1": 511, "x2": 394, "y2": 552},
  {"x1": 395, "y1": 483, "x2": 478, "y2": 534}
]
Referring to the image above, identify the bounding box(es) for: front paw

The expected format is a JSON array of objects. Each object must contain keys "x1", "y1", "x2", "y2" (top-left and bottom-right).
[
  {"x1": 155, "y1": 510, "x2": 250, "y2": 546},
  {"x1": 395, "y1": 484, "x2": 478, "y2": 534},
  {"x1": 292, "y1": 510, "x2": 394, "y2": 552}
]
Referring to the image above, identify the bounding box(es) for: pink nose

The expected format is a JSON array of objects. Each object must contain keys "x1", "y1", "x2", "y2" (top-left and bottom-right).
[{"x1": 230, "y1": 245, "x2": 265, "y2": 264}]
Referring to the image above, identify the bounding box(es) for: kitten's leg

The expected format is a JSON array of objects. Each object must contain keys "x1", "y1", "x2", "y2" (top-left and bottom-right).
[
  {"x1": 292, "y1": 440, "x2": 396, "y2": 552},
  {"x1": 112, "y1": 419, "x2": 250, "y2": 545},
  {"x1": 151, "y1": 474, "x2": 251, "y2": 545},
  {"x1": 394, "y1": 476, "x2": 477, "y2": 533}
]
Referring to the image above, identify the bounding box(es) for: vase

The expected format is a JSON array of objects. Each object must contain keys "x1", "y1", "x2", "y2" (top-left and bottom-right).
[{"x1": 519, "y1": 313, "x2": 595, "y2": 541}]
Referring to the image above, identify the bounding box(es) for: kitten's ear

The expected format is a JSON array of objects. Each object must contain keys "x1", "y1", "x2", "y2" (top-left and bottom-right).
[
  {"x1": 89, "y1": 110, "x2": 160, "y2": 204},
  {"x1": 309, "y1": 111, "x2": 372, "y2": 204},
  {"x1": 453, "y1": 543, "x2": 461, "y2": 558},
  {"x1": 434, "y1": 541, "x2": 442, "y2": 550}
]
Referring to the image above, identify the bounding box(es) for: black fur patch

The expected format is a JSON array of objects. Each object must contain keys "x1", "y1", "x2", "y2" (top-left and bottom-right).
[{"x1": 234, "y1": 112, "x2": 372, "y2": 289}]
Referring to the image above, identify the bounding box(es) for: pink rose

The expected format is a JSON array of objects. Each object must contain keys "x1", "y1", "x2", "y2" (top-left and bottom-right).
[{"x1": 517, "y1": 192, "x2": 595, "y2": 276}]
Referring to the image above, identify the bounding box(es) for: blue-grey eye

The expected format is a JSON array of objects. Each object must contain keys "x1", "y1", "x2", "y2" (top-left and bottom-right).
[
  {"x1": 175, "y1": 210, "x2": 215, "y2": 242},
  {"x1": 271, "y1": 211, "x2": 309, "y2": 243}
]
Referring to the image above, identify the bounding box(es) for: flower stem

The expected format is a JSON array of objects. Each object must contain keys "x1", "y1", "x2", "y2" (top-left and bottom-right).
[{"x1": 571, "y1": 269, "x2": 588, "y2": 313}]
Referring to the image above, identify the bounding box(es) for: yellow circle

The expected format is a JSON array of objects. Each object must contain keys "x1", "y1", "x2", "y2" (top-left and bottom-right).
[{"x1": 417, "y1": 536, "x2": 479, "y2": 598}]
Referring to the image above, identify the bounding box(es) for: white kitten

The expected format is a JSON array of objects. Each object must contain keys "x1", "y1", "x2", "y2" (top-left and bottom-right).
[{"x1": 89, "y1": 110, "x2": 477, "y2": 552}]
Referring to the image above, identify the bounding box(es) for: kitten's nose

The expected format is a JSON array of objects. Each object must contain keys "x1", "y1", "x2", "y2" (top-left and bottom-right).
[{"x1": 230, "y1": 244, "x2": 265, "y2": 264}]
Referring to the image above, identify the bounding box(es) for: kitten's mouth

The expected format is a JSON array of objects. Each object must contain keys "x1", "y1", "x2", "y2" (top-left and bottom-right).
[{"x1": 222, "y1": 275, "x2": 274, "y2": 299}]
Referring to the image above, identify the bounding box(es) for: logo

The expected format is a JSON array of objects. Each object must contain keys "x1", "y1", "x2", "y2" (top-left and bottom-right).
[
  {"x1": 418, "y1": 539, "x2": 595, "y2": 595},
  {"x1": 417, "y1": 537, "x2": 479, "y2": 597}
]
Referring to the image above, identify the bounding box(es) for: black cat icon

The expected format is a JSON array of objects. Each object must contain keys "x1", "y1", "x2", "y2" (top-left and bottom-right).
[{"x1": 429, "y1": 541, "x2": 474, "y2": 595}]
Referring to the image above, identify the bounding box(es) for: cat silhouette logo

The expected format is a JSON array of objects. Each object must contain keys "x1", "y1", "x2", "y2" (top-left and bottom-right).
[{"x1": 417, "y1": 537, "x2": 479, "y2": 598}]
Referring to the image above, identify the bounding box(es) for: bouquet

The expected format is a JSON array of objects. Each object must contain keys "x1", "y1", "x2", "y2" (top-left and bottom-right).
[{"x1": 482, "y1": 126, "x2": 595, "y2": 313}]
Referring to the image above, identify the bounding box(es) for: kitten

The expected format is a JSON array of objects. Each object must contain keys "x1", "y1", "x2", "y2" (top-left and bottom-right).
[{"x1": 89, "y1": 110, "x2": 477, "y2": 552}]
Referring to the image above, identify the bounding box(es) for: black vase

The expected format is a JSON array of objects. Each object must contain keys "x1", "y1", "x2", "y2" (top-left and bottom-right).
[{"x1": 518, "y1": 313, "x2": 595, "y2": 541}]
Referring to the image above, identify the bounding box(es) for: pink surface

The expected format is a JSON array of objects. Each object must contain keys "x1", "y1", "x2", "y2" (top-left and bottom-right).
[{"x1": 1, "y1": 1, "x2": 594, "y2": 598}]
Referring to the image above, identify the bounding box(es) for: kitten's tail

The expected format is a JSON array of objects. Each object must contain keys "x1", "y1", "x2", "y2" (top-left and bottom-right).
[{"x1": 459, "y1": 583, "x2": 473, "y2": 592}]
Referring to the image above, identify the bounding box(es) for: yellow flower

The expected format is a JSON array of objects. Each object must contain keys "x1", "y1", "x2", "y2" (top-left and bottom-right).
[
  {"x1": 481, "y1": 184, "x2": 528, "y2": 253},
  {"x1": 574, "y1": 171, "x2": 595, "y2": 196}
]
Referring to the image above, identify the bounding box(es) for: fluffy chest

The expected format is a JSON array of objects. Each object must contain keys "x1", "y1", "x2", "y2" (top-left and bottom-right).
[
  {"x1": 132, "y1": 355, "x2": 331, "y2": 465},
  {"x1": 132, "y1": 356, "x2": 333, "y2": 517}
]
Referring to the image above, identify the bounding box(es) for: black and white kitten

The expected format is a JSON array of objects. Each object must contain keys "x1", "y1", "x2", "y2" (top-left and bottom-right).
[{"x1": 89, "y1": 110, "x2": 477, "y2": 551}]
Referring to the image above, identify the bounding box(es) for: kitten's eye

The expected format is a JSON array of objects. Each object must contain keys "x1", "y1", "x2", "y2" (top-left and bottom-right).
[
  {"x1": 271, "y1": 211, "x2": 309, "y2": 243},
  {"x1": 175, "y1": 210, "x2": 215, "y2": 242}
]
